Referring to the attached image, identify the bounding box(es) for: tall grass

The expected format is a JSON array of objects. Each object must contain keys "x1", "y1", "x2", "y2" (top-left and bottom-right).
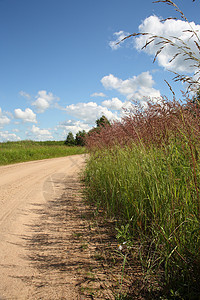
[
  {"x1": 84, "y1": 98, "x2": 200, "y2": 298},
  {"x1": 0, "y1": 140, "x2": 86, "y2": 165}
]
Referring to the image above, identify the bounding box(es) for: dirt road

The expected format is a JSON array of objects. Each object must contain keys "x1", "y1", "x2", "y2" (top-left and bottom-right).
[{"x1": 0, "y1": 155, "x2": 88, "y2": 300}]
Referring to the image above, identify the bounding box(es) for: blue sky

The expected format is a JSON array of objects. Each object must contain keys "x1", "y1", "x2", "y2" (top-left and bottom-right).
[{"x1": 0, "y1": 0, "x2": 199, "y2": 141}]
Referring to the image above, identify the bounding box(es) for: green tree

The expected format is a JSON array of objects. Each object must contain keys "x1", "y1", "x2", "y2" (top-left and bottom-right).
[
  {"x1": 64, "y1": 132, "x2": 75, "y2": 146},
  {"x1": 95, "y1": 115, "x2": 110, "y2": 127},
  {"x1": 75, "y1": 130, "x2": 86, "y2": 146},
  {"x1": 87, "y1": 115, "x2": 111, "y2": 137}
]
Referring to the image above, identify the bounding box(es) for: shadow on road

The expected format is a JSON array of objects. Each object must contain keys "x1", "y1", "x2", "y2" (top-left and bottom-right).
[
  {"x1": 12, "y1": 174, "x2": 118, "y2": 299},
  {"x1": 10, "y1": 173, "x2": 162, "y2": 299}
]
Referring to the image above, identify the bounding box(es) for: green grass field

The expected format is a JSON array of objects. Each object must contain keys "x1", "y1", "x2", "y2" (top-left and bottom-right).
[{"x1": 0, "y1": 140, "x2": 86, "y2": 165}]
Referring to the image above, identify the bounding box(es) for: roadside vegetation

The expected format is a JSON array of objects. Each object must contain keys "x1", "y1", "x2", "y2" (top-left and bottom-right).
[
  {"x1": 83, "y1": 1, "x2": 200, "y2": 298},
  {"x1": 0, "y1": 140, "x2": 86, "y2": 166},
  {"x1": 84, "y1": 97, "x2": 200, "y2": 299}
]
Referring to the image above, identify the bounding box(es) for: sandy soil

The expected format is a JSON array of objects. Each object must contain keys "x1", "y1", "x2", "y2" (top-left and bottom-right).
[
  {"x1": 0, "y1": 154, "x2": 151, "y2": 300},
  {"x1": 0, "y1": 155, "x2": 89, "y2": 300}
]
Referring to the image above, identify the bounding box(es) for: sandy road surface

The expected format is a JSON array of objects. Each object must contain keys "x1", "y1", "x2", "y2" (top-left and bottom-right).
[{"x1": 0, "y1": 155, "x2": 87, "y2": 300}]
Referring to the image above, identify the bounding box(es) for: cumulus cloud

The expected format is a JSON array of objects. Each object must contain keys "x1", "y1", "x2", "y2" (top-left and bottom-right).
[
  {"x1": 135, "y1": 16, "x2": 200, "y2": 73},
  {"x1": 0, "y1": 108, "x2": 10, "y2": 126},
  {"x1": 14, "y1": 108, "x2": 37, "y2": 123},
  {"x1": 0, "y1": 131, "x2": 20, "y2": 142},
  {"x1": 59, "y1": 120, "x2": 91, "y2": 135},
  {"x1": 109, "y1": 30, "x2": 130, "y2": 50},
  {"x1": 122, "y1": 101, "x2": 135, "y2": 111},
  {"x1": 101, "y1": 72, "x2": 161, "y2": 101},
  {"x1": 102, "y1": 97, "x2": 124, "y2": 110},
  {"x1": 64, "y1": 102, "x2": 119, "y2": 124},
  {"x1": 90, "y1": 92, "x2": 107, "y2": 97},
  {"x1": 109, "y1": 16, "x2": 200, "y2": 76},
  {"x1": 32, "y1": 90, "x2": 59, "y2": 113},
  {"x1": 30, "y1": 125, "x2": 53, "y2": 140}
]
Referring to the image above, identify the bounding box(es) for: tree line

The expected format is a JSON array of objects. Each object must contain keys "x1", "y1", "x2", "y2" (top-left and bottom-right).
[{"x1": 64, "y1": 115, "x2": 110, "y2": 146}]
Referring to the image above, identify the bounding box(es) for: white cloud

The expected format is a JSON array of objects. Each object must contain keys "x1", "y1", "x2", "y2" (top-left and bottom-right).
[
  {"x1": 19, "y1": 91, "x2": 31, "y2": 100},
  {"x1": 32, "y1": 90, "x2": 59, "y2": 113},
  {"x1": 0, "y1": 108, "x2": 10, "y2": 126},
  {"x1": 109, "y1": 30, "x2": 130, "y2": 50},
  {"x1": 101, "y1": 72, "x2": 161, "y2": 101},
  {"x1": 102, "y1": 97, "x2": 124, "y2": 110},
  {"x1": 12, "y1": 128, "x2": 19, "y2": 132},
  {"x1": 14, "y1": 108, "x2": 37, "y2": 123},
  {"x1": 122, "y1": 101, "x2": 134, "y2": 111},
  {"x1": 31, "y1": 125, "x2": 51, "y2": 135},
  {"x1": 33, "y1": 98, "x2": 49, "y2": 112},
  {"x1": 0, "y1": 131, "x2": 21, "y2": 142},
  {"x1": 135, "y1": 15, "x2": 200, "y2": 73},
  {"x1": 90, "y1": 92, "x2": 107, "y2": 97},
  {"x1": 29, "y1": 125, "x2": 53, "y2": 140},
  {"x1": 64, "y1": 101, "x2": 119, "y2": 124},
  {"x1": 59, "y1": 120, "x2": 91, "y2": 135}
]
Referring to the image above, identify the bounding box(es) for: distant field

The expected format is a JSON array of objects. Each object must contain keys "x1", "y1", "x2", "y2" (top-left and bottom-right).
[{"x1": 0, "y1": 140, "x2": 86, "y2": 165}]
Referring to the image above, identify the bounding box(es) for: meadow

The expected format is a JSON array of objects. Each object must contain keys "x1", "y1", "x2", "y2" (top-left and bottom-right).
[
  {"x1": 84, "y1": 98, "x2": 200, "y2": 299},
  {"x1": 0, "y1": 140, "x2": 86, "y2": 165}
]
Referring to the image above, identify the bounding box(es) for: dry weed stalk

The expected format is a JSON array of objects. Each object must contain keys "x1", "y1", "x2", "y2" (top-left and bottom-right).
[{"x1": 117, "y1": 0, "x2": 200, "y2": 92}]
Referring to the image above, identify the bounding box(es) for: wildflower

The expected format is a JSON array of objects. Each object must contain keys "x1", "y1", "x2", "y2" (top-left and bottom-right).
[{"x1": 118, "y1": 244, "x2": 123, "y2": 251}]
